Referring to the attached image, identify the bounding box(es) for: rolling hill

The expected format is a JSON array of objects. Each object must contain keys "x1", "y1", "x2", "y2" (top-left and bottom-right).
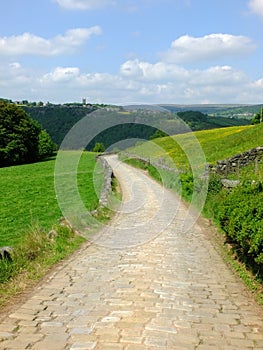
[
  {"x1": 22, "y1": 104, "x2": 251, "y2": 150},
  {"x1": 123, "y1": 123, "x2": 263, "y2": 169}
]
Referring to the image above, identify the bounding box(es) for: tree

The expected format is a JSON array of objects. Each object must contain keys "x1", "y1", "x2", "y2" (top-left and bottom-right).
[
  {"x1": 38, "y1": 130, "x2": 56, "y2": 158},
  {"x1": 93, "y1": 142, "x2": 105, "y2": 153},
  {"x1": 251, "y1": 108, "x2": 263, "y2": 124},
  {"x1": 149, "y1": 129, "x2": 168, "y2": 140},
  {"x1": 0, "y1": 101, "x2": 41, "y2": 166},
  {"x1": 0, "y1": 101, "x2": 54, "y2": 167}
]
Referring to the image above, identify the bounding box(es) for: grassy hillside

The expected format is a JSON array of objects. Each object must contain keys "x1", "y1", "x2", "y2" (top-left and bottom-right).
[
  {"x1": 0, "y1": 152, "x2": 103, "y2": 247},
  {"x1": 125, "y1": 124, "x2": 263, "y2": 169}
]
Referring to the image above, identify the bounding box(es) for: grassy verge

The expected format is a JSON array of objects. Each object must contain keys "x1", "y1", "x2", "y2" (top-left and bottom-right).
[
  {"x1": 222, "y1": 246, "x2": 263, "y2": 305},
  {"x1": 0, "y1": 224, "x2": 85, "y2": 307},
  {"x1": 0, "y1": 151, "x2": 114, "y2": 308}
]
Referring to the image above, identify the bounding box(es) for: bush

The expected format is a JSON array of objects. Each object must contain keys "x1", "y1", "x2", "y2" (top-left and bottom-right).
[
  {"x1": 208, "y1": 173, "x2": 222, "y2": 195},
  {"x1": 214, "y1": 183, "x2": 263, "y2": 276},
  {"x1": 180, "y1": 173, "x2": 194, "y2": 199},
  {"x1": 38, "y1": 130, "x2": 56, "y2": 158},
  {"x1": 93, "y1": 142, "x2": 105, "y2": 153}
]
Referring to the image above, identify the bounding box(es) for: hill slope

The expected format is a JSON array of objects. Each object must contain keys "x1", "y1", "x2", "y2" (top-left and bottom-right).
[
  {"x1": 158, "y1": 103, "x2": 261, "y2": 119},
  {"x1": 124, "y1": 124, "x2": 263, "y2": 169},
  {"x1": 23, "y1": 105, "x2": 250, "y2": 150}
]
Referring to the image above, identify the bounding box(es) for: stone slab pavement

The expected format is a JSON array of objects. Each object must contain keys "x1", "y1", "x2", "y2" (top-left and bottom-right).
[{"x1": 0, "y1": 155, "x2": 263, "y2": 349}]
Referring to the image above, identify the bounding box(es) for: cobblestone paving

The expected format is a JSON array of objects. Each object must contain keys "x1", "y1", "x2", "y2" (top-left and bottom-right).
[{"x1": 1, "y1": 155, "x2": 263, "y2": 349}]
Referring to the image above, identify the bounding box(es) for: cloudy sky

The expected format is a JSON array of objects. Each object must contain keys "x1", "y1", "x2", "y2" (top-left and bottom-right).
[{"x1": 0, "y1": 0, "x2": 263, "y2": 105}]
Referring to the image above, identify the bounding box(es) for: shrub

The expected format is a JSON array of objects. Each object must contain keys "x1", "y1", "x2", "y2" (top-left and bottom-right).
[
  {"x1": 38, "y1": 130, "x2": 56, "y2": 158},
  {"x1": 180, "y1": 173, "x2": 194, "y2": 199},
  {"x1": 208, "y1": 173, "x2": 222, "y2": 195},
  {"x1": 93, "y1": 142, "x2": 105, "y2": 153},
  {"x1": 215, "y1": 183, "x2": 263, "y2": 276}
]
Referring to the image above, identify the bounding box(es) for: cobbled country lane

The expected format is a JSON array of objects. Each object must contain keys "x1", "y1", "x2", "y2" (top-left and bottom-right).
[{"x1": 0, "y1": 155, "x2": 263, "y2": 350}]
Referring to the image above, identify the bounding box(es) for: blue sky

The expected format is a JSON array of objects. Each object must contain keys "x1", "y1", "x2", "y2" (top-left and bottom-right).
[{"x1": 0, "y1": 0, "x2": 263, "y2": 105}]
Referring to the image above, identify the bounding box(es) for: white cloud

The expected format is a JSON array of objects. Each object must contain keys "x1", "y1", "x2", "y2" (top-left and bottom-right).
[
  {"x1": 189, "y1": 66, "x2": 247, "y2": 86},
  {"x1": 0, "y1": 62, "x2": 34, "y2": 100},
  {"x1": 120, "y1": 59, "x2": 189, "y2": 81},
  {"x1": 9, "y1": 62, "x2": 21, "y2": 70},
  {"x1": 161, "y1": 34, "x2": 256, "y2": 64},
  {"x1": 54, "y1": 0, "x2": 177, "y2": 12},
  {"x1": 252, "y1": 78, "x2": 263, "y2": 88},
  {"x1": 54, "y1": 0, "x2": 115, "y2": 10},
  {"x1": 248, "y1": 0, "x2": 263, "y2": 19},
  {"x1": 41, "y1": 67, "x2": 80, "y2": 83},
  {"x1": 31, "y1": 63, "x2": 263, "y2": 104},
  {"x1": 0, "y1": 27, "x2": 101, "y2": 56}
]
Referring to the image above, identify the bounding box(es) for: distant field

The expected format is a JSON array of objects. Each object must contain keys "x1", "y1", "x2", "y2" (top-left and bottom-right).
[
  {"x1": 0, "y1": 152, "x2": 103, "y2": 247},
  {"x1": 126, "y1": 124, "x2": 263, "y2": 169}
]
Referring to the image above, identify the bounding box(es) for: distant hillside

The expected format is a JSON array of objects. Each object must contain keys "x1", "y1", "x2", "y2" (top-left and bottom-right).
[
  {"x1": 22, "y1": 104, "x2": 251, "y2": 150},
  {"x1": 175, "y1": 110, "x2": 249, "y2": 130},
  {"x1": 158, "y1": 103, "x2": 261, "y2": 119},
  {"x1": 22, "y1": 105, "x2": 97, "y2": 147},
  {"x1": 23, "y1": 106, "x2": 158, "y2": 149},
  {"x1": 125, "y1": 103, "x2": 261, "y2": 119}
]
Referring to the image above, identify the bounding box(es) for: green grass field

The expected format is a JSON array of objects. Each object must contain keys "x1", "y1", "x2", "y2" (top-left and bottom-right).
[{"x1": 0, "y1": 151, "x2": 103, "y2": 247}]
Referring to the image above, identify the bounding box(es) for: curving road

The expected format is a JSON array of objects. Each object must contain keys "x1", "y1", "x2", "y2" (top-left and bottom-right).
[{"x1": 0, "y1": 155, "x2": 263, "y2": 349}]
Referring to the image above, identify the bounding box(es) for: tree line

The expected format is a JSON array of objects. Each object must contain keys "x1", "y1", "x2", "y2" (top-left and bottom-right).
[{"x1": 0, "y1": 101, "x2": 55, "y2": 167}]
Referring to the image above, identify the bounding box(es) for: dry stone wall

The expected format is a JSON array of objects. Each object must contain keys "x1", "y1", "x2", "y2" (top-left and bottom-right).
[
  {"x1": 122, "y1": 147, "x2": 263, "y2": 177},
  {"x1": 121, "y1": 152, "x2": 179, "y2": 173},
  {"x1": 96, "y1": 156, "x2": 113, "y2": 207},
  {"x1": 209, "y1": 146, "x2": 263, "y2": 175}
]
